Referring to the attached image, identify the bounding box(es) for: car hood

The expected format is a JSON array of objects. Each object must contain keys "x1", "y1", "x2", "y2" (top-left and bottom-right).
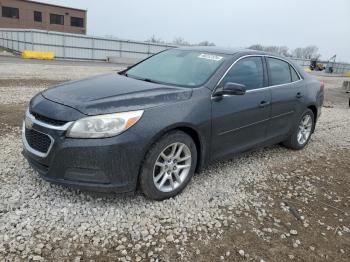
[{"x1": 41, "y1": 73, "x2": 193, "y2": 115}]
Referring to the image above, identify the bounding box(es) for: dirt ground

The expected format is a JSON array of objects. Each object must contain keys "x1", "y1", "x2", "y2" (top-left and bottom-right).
[
  {"x1": 187, "y1": 74, "x2": 350, "y2": 262},
  {"x1": 0, "y1": 59, "x2": 349, "y2": 261},
  {"x1": 180, "y1": 149, "x2": 350, "y2": 262}
]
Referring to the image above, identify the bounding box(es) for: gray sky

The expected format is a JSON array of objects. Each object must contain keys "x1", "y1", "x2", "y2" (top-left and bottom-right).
[{"x1": 41, "y1": 0, "x2": 350, "y2": 62}]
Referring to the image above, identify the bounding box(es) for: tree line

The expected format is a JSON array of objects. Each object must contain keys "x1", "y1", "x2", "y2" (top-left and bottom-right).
[
  {"x1": 146, "y1": 35, "x2": 321, "y2": 59},
  {"x1": 146, "y1": 35, "x2": 215, "y2": 47},
  {"x1": 248, "y1": 44, "x2": 321, "y2": 60}
]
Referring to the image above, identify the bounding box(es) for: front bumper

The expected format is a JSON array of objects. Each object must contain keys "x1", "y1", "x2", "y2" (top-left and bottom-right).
[{"x1": 22, "y1": 111, "x2": 146, "y2": 193}]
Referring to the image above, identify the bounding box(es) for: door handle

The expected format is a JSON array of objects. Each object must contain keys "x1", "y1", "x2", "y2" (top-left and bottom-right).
[
  {"x1": 259, "y1": 101, "x2": 270, "y2": 108},
  {"x1": 296, "y1": 92, "x2": 303, "y2": 99}
]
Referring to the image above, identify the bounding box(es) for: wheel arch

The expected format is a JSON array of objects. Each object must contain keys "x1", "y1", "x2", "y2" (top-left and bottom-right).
[
  {"x1": 306, "y1": 104, "x2": 318, "y2": 132},
  {"x1": 175, "y1": 126, "x2": 205, "y2": 172},
  {"x1": 139, "y1": 123, "x2": 207, "y2": 177},
  {"x1": 307, "y1": 104, "x2": 317, "y2": 119}
]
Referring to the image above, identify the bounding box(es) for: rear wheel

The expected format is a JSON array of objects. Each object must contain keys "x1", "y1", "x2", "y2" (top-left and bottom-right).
[
  {"x1": 140, "y1": 131, "x2": 197, "y2": 200},
  {"x1": 283, "y1": 109, "x2": 315, "y2": 150}
]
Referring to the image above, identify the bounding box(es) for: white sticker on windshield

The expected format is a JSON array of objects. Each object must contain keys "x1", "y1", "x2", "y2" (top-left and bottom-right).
[{"x1": 198, "y1": 54, "x2": 223, "y2": 61}]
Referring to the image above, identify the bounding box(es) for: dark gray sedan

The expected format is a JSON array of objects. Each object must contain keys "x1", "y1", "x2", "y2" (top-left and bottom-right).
[{"x1": 22, "y1": 47, "x2": 324, "y2": 200}]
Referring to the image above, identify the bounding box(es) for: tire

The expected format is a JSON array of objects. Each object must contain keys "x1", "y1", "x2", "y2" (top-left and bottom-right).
[
  {"x1": 283, "y1": 109, "x2": 315, "y2": 150},
  {"x1": 140, "y1": 131, "x2": 197, "y2": 200}
]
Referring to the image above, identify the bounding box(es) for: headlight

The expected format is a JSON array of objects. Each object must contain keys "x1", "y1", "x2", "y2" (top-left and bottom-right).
[{"x1": 66, "y1": 110, "x2": 144, "y2": 138}]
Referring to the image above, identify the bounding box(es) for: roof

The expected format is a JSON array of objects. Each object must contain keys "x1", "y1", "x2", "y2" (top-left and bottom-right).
[
  {"x1": 176, "y1": 46, "x2": 267, "y2": 56},
  {"x1": 174, "y1": 46, "x2": 300, "y2": 64},
  {"x1": 17, "y1": 0, "x2": 87, "y2": 12}
]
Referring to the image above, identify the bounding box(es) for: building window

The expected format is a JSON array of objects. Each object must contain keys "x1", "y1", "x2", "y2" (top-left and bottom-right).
[
  {"x1": 50, "y1": 14, "x2": 64, "y2": 25},
  {"x1": 71, "y1": 17, "x2": 84, "y2": 27},
  {"x1": 2, "y1": 6, "x2": 19, "y2": 19},
  {"x1": 34, "y1": 11, "x2": 42, "y2": 22}
]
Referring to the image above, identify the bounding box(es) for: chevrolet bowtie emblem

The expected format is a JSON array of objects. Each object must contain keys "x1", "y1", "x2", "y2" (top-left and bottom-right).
[{"x1": 25, "y1": 117, "x2": 34, "y2": 129}]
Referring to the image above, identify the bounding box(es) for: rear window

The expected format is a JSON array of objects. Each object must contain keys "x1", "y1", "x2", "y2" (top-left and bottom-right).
[{"x1": 267, "y1": 58, "x2": 292, "y2": 86}]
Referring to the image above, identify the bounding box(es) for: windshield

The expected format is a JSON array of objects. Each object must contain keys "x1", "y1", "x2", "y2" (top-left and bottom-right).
[{"x1": 125, "y1": 49, "x2": 227, "y2": 87}]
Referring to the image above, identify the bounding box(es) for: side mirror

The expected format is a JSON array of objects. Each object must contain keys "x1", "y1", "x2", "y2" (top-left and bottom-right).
[{"x1": 214, "y1": 82, "x2": 246, "y2": 96}]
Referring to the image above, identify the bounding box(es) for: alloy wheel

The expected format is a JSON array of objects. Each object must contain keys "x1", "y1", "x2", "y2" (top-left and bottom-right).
[
  {"x1": 153, "y1": 142, "x2": 192, "y2": 193},
  {"x1": 297, "y1": 114, "x2": 313, "y2": 145}
]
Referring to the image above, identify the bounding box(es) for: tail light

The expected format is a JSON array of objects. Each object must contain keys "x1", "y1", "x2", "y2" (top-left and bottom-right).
[{"x1": 320, "y1": 81, "x2": 325, "y2": 92}]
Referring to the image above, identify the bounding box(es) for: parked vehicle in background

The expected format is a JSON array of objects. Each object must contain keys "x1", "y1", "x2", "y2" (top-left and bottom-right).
[
  {"x1": 310, "y1": 59, "x2": 325, "y2": 71},
  {"x1": 22, "y1": 47, "x2": 324, "y2": 200}
]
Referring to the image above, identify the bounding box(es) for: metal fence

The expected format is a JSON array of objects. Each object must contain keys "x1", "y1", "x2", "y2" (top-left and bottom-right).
[
  {"x1": 0, "y1": 28, "x2": 175, "y2": 63},
  {"x1": 1, "y1": 28, "x2": 350, "y2": 73},
  {"x1": 292, "y1": 58, "x2": 350, "y2": 74}
]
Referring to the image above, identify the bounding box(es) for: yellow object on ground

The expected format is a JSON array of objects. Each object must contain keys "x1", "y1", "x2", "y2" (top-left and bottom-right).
[
  {"x1": 343, "y1": 71, "x2": 350, "y2": 77},
  {"x1": 21, "y1": 50, "x2": 55, "y2": 60},
  {"x1": 304, "y1": 67, "x2": 312, "y2": 73}
]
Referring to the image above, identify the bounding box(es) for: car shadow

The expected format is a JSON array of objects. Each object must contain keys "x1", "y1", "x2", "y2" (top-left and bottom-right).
[{"x1": 33, "y1": 143, "x2": 292, "y2": 205}]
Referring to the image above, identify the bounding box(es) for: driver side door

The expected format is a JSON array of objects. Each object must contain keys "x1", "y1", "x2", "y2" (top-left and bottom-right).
[{"x1": 211, "y1": 56, "x2": 271, "y2": 160}]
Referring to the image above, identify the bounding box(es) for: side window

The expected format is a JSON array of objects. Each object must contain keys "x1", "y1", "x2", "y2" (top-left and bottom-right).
[
  {"x1": 222, "y1": 57, "x2": 264, "y2": 90},
  {"x1": 267, "y1": 58, "x2": 291, "y2": 86},
  {"x1": 290, "y1": 65, "x2": 300, "y2": 82}
]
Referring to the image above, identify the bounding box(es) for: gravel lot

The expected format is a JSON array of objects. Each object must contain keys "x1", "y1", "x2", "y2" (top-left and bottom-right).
[{"x1": 0, "y1": 58, "x2": 349, "y2": 261}]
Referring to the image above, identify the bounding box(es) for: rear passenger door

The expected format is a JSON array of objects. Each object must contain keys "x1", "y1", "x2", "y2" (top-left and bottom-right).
[{"x1": 265, "y1": 57, "x2": 304, "y2": 140}]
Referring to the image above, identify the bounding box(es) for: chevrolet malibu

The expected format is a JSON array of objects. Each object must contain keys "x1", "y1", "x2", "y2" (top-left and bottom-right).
[{"x1": 22, "y1": 47, "x2": 324, "y2": 200}]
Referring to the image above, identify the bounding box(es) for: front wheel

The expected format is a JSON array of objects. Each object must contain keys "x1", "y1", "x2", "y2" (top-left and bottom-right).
[
  {"x1": 139, "y1": 131, "x2": 197, "y2": 200},
  {"x1": 283, "y1": 109, "x2": 315, "y2": 150}
]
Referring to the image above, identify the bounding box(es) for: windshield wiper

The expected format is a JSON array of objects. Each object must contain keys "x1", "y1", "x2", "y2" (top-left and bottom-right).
[
  {"x1": 142, "y1": 78, "x2": 161, "y2": 84},
  {"x1": 126, "y1": 74, "x2": 162, "y2": 84}
]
